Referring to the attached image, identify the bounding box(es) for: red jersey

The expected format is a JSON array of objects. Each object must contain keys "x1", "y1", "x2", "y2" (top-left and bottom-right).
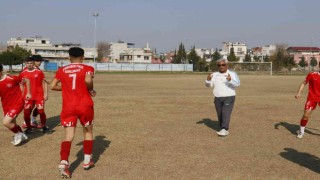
[
  {"x1": 305, "y1": 72, "x2": 320, "y2": 101},
  {"x1": 55, "y1": 63, "x2": 94, "y2": 108},
  {"x1": 0, "y1": 74, "x2": 24, "y2": 109},
  {"x1": 19, "y1": 68, "x2": 45, "y2": 100}
]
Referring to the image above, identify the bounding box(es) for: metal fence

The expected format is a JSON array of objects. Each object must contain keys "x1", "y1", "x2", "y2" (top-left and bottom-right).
[
  {"x1": 94, "y1": 63, "x2": 193, "y2": 72},
  {"x1": 3, "y1": 63, "x2": 193, "y2": 72}
]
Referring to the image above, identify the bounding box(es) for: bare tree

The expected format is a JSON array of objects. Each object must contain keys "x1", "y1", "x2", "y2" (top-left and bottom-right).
[
  {"x1": 270, "y1": 44, "x2": 296, "y2": 71},
  {"x1": 97, "y1": 41, "x2": 110, "y2": 62}
]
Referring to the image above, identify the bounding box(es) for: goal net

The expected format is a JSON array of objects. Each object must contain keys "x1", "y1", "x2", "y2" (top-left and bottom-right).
[{"x1": 227, "y1": 62, "x2": 273, "y2": 75}]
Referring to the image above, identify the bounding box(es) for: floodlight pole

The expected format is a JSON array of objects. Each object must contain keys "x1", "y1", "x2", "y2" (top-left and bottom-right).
[{"x1": 93, "y1": 12, "x2": 99, "y2": 72}]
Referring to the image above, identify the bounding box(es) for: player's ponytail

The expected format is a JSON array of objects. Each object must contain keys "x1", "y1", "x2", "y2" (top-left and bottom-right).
[{"x1": 0, "y1": 64, "x2": 3, "y2": 72}]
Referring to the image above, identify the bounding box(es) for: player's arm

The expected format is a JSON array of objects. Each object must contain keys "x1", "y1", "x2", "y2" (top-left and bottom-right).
[
  {"x1": 295, "y1": 80, "x2": 307, "y2": 99},
  {"x1": 50, "y1": 78, "x2": 62, "y2": 91},
  {"x1": 22, "y1": 78, "x2": 32, "y2": 100},
  {"x1": 43, "y1": 79, "x2": 48, "y2": 101},
  {"x1": 227, "y1": 72, "x2": 240, "y2": 87},
  {"x1": 20, "y1": 82, "x2": 25, "y2": 95},
  {"x1": 85, "y1": 74, "x2": 96, "y2": 97},
  {"x1": 205, "y1": 73, "x2": 214, "y2": 87},
  {"x1": 44, "y1": 79, "x2": 50, "y2": 84},
  {"x1": 18, "y1": 73, "x2": 24, "y2": 93}
]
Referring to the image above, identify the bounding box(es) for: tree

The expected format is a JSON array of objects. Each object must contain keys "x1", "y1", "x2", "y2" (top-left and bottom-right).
[
  {"x1": 97, "y1": 42, "x2": 110, "y2": 62},
  {"x1": 174, "y1": 42, "x2": 187, "y2": 64},
  {"x1": 159, "y1": 53, "x2": 166, "y2": 63},
  {"x1": 188, "y1": 46, "x2": 201, "y2": 71},
  {"x1": 298, "y1": 56, "x2": 307, "y2": 68},
  {"x1": 270, "y1": 44, "x2": 288, "y2": 71},
  {"x1": 244, "y1": 53, "x2": 251, "y2": 62},
  {"x1": 173, "y1": 50, "x2": 177, "y2": 63},
  {"x1": 310, "y1": 56, "x2": 318, "y2": 71},
  {"x1": 253, "y1": 55, "x2": 260, "y2": 62},
  {"x1": 211, "y1": 48, "x2": 221, "y2": 62},
  {"x1": 264, "y1": 55, "x2": 270, "y2": 62},
  {"x1": 227, "y1": 45, "x2": 237, "y2": 62},
  {"x1": 198, "y1": 57, "x2": 207, "y2": 72},
  {"x1": 285, "y1": 56, "x2": 296, "y2": 71},
  {"x1": 0, "y1": 52, "x2": 14, "y2": 71},
  {"x1": 0, "y1": 45, "x2": 31, "y2": 72}
]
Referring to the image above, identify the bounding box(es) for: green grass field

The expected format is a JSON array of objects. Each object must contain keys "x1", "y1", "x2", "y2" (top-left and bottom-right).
[{"x1": 0, "y1": 73, "x2": 319, "y2": 179}]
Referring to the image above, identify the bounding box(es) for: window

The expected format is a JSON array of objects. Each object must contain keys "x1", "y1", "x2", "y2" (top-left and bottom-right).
[
  {"x1": 42, "y1": 40, "x2": 46, "y2": 44},
  {"x1": 144, "y1": 56, "x2": 149, "y2": 60},
  {"x1": 26, "y1": 39, "x2": 34, "y2": 43},
  {"x1": 237, "y1": 48, "x2": 242, "y2": 52},
  {"x1": 137, "y1": 55, "x2": 141, "y2": 58}
]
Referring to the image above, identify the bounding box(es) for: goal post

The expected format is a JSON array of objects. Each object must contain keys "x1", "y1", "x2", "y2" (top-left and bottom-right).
[{"x1": 227, "y1": 62, "x2": 273, "y2": 75}]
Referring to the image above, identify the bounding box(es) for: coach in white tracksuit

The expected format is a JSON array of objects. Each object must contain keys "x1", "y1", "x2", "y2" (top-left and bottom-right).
[{"x1": 205, "y1": 57, "x2": 240, "y2": 136}]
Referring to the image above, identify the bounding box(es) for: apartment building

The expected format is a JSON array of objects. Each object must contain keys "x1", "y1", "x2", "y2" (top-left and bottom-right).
[
  {"x1": 7, "y1": 37, "x2": 97, "y2": 61},
  {"x1": 287, "y1": 46, "x2": 320, "y2": 64},
  {"x1": 221, "y1": 42, "x2": 247, "y2": 62},
  {"x1": 109, "y1": 41, "x2": 152, "y2": 63},
  {"x1": 251, "y1": 45, "x2": 276, "y2": 61}
]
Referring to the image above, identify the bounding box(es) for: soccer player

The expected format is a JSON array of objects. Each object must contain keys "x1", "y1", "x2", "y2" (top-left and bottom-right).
[
  {"x1": 295, "y1": 64, "x2": 320, "y2": 139},
  {"x1": 51, "y1": 47, "x2": 96, "y2": 178},
  {"x1": 20, "y1": 56, "x2": 49, "y2": 134},
  {"x1": 0, "y1": 64, "x2": 31, "y2": 145},
  {"x1": 21, "y1": 55, "x2": 47, "y2": 128}
]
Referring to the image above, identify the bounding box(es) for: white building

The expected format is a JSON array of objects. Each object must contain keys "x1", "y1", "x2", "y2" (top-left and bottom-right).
[
  {"x1": 221, "y1": 42, "x2": 247, "y2": 62},
  {"x1": 195, "y1": 48, "x2": 213, "y2": 62},
  {"x1": 251, "y1": 44, "x2": 276, "y2": 62},
  {"x1": 109, "y1": 41, "x2": 152, "y2": 63},
  {"x1": 108, "y1": 41, "x2": 131, "y2": 62},
  {"x1": 7, "y1": 37, "x2": 97, "y2": 61},
  {"x1": 262, "y1": 45, "x2": 276, "y2": 56}
]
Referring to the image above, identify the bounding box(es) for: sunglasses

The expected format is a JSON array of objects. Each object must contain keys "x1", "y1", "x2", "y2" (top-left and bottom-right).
[{"x1": 218, "y1": 64, "x2": 226, "y2": 67}]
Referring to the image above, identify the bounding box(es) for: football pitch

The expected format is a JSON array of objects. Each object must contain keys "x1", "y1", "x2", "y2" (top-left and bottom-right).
[{"x1": 1, "y1": 73, "x2": 320, "y2": 179}]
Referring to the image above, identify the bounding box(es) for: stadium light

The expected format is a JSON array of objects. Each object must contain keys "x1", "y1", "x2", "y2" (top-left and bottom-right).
[{"x1": 93, "y1": 12, "x2": 99, "y2": 71}]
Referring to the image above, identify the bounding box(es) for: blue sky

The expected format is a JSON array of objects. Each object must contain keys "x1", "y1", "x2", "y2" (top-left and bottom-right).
[{"x1": 1, "y1": 0, "x2": 320, "y2": 52}]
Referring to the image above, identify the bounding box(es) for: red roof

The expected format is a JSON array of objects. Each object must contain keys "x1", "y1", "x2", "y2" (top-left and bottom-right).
[
  {"x1": 287, "y1": 47, "x2": 320, "y2": 51},
  {"x1": 252, "y1": 47, "x2": 262, "y2": 52}
]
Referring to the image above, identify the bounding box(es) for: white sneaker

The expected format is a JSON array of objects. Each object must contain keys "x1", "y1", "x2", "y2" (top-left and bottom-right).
[
  {"x1": 21, "y1": 132, "x2": 28, "y2": 141},
  {"x1": 11, "y1": 133, "x2": 28, "y2": 146},
  {"x1": 297, "y1": 131, "x2": 304, "y2": 139},
  {"x1": 217, "y1": 129, "x2": 229, "y2": 136},
  {"x1": 11, "y1": 134, "x2": 22, "y2": 145},
  {"x1": 59, "y1": 160, "x2": 71, "y2": 178}
]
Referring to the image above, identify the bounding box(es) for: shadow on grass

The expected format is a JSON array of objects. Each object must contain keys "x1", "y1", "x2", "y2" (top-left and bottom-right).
[
  {"x1": 196, "y1": 118, "x2": 220, "y2": 131},
  {"x1": 25, "y1": 115, "x2": 60, "y2": 141},
  {"x1": 280, "y1": 148, "x2": 320, "y2": 173},
  {"x1": 274, "y1": 122, "x2": 320, "y2": 136},
  {"x1": 69, "y1": 135, "x2": 111, "y2": 173}
]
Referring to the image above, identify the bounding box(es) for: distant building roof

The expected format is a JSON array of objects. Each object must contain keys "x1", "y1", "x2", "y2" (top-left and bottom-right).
[
  {"x1": 252, "y1": 47, "x2": 262, "y2": 52},
  {"x1": 287, "y1": 47, "x2": 320, "y2": 52}
]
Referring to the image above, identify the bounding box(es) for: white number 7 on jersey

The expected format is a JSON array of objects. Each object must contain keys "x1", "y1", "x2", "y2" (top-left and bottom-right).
[{"x1": 69, "y1": 74, "x2": 77, "y2": 90}]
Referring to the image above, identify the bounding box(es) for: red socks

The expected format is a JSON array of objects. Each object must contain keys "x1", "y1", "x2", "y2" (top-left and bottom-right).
[
  {"x1": 300, "y1": 119, "x2": 308, "y2": 127},
  {"x1": 60, "y1": 141, "x2": 72, "y2": 161},
  {"x1": 10, "y1": 125, "x2": 22, "y2": 133},
  {"x1": 23, "y1": 109, "x2": 32, "y2": 128},
  {"x1": 37, "y1": 109, "x2": 46, "y2": 126},
  {"x1": 60, "y1": 140, "x2": 93, "y2": 162},
  {"x1": 83, "y1": 140, "x2": 94, "y2": 155}
]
